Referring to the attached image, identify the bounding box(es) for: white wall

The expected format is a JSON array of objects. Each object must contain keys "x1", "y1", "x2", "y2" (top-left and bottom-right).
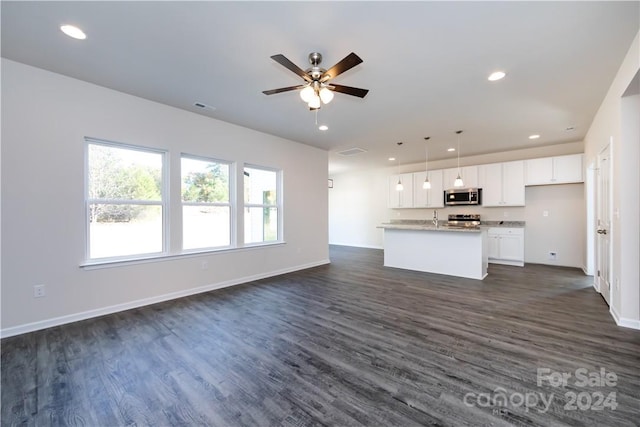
[
  {"x1": 1, "y1": 59, "x2": 329, "y2": 336},
  {"x1": 584, "y1": 31, "x2": 640, "y2": 328},
  {"x1": 330, "y1": 145, "x2": 586, "y2": 268}
]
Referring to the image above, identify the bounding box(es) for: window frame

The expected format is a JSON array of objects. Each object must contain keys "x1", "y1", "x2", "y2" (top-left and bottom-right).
[
  {"x1": 180, "y1": 153, "x2": 235, "y2": 252},
  {"x1": 243, "y1": 164, "x2": 283, "y2": 246},
  {"x1": 84, "y1": 137, "x2": 169, "y2": 263}
]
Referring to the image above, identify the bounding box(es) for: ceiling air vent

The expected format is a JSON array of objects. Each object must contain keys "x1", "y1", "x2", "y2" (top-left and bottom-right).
[
  {"x1": 193, "y1": 102, "x2": 216, "y2": 111},
  {"x1": 337, "y1": 147, "x2": 367, "y2": 156}
]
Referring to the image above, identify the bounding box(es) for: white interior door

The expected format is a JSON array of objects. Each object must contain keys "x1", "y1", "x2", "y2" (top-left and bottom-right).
[{"x1": 596, "y1": 145, "x2": 611, "y2": 305}]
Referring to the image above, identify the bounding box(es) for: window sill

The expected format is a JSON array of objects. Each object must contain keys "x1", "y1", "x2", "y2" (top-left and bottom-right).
[{"x1": 80, "y1": 241, "x2": 286, "y2": 270}]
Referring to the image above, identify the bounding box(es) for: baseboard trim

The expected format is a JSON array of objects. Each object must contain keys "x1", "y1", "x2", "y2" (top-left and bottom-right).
[
  {"x1": 0, "y1": 259, "x2": 330, "y2": 339},
  {"x1": 610, "y1": 305, "x2": 640, "y2": 330}
]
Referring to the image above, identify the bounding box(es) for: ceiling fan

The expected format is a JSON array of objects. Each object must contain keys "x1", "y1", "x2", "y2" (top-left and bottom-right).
[{"x1": 262, "y1": 52, "x2": 369, "y2": 110}]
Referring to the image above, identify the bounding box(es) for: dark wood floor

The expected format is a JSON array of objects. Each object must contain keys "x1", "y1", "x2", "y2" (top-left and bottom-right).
[{"x1": 2, "y1": 245, "x2": 639, "y2": 426}]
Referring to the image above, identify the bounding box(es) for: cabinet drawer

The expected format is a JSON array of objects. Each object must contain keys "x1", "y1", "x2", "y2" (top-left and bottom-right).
[{"x1": 487, "y1": 227, "x2": 524, "y2": 236}]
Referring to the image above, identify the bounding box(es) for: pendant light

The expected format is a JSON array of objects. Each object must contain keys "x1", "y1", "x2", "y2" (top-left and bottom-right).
[
  {"x1": 454, "y1": 130, "x2": 464, "y2": 188},
  {"x1": 423, "y1": 136, "x2": 431, "y2": 189},
  {"x1": 395, "y1": 142, "x2": 404, "y2": 191}
]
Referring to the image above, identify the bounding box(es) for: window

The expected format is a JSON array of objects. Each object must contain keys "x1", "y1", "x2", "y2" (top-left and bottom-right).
[
  {"x1": 86, "y1": 140, "x2": 165, "y2": 260},
  {"x1": 244, "y1": 166, "x2": 280, "y2": 244},
  {"x1": 181, "y1": 156, "x2": 231, "y2": 250}
]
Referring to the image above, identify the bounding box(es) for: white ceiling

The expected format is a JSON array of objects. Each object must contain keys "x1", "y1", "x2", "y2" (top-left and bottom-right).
[{"x1": 2, "y1": 1, "x2": 638, "y2": 174}]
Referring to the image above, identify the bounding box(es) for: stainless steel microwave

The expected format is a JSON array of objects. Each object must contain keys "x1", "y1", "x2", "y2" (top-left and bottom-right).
[{"x1": 444, "y1": 188, "x2": 482, "y2": 205}]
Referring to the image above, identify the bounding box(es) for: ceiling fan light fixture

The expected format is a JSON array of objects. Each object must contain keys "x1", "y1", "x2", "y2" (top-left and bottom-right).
[
  {"x1": 319, "y1": 87, "x2": 334, "y2": 104},
  {"x1": 308, "y1": 95, "x2": 321, "y2": 109},
  {"x1": 300, "y1": 85, "x2": 314, "y2": 103}
]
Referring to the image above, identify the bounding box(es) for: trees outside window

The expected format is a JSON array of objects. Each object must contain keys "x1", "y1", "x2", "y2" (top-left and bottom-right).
[
  {"x1": 181, "y1": 156, "x2": 231, "y2": 250},
  {"x1": 86, "y1": 140, "x2": 165, "y2": 259}
]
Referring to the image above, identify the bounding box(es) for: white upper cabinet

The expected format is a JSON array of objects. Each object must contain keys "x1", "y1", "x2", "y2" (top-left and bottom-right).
[
  {"x1": 413, "y1": 170, "x2": 444, "y2": 208},
  {"x1": 480, "y1": 161, "x2": 525, "y2": 207},
  {"x1": 388, "y1": 173, "x2": 414, "y2": 208},
  {"x1": 525, "y1": 154, "x2": 583, "y2": 186},
  {"x1": 443, "y1": 166, "x2": 479, "y2": 189}
]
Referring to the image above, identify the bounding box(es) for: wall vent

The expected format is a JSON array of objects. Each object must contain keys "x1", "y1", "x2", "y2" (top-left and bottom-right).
[{"x1": 337, "y1": 148, "x2": 367, "y2": 156}]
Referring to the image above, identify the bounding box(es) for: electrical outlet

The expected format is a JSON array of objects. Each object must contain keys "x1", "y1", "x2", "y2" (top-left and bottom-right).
[
  {"x1": 503, "y1": 211, "x2": 509, "y2": 218},
  {"x1": 543, "y1": 210, "x2": 549, "y2": 217},
  {"x1": 548, "y1": 251, "x2": 557, "y2": 260},
  {"x1": 33, "y1": 284, "x2": 46, "y2": 298}
]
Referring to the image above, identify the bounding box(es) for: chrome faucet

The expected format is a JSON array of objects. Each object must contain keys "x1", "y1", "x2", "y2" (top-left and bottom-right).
[{"x1": 432, "y1": 210, "x2": 439, "y2": 227}]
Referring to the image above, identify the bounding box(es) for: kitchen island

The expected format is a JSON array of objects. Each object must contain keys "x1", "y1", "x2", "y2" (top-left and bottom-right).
[{"x1": 378, "y1": 221, "x2": 488, "y2": 280}]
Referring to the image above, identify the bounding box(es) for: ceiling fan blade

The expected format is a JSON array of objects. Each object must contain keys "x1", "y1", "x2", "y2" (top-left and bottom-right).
[
  {"x1": 270, "y1": 54, "x2": 312, "y2": 82},
  {"x1": 329, "y1": 84, "x2": 369, "y2": 98},
  {"x1": 263, "y1": 85, "x2": 306, "y2": 95},
  {"x1": 321, "y1": 52, "x2": 363, "y2": 81}
]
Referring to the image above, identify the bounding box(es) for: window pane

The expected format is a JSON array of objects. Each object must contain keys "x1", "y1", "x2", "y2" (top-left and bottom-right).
[
  {"x1": 88, "y1": 144, "x2": 162, "y2": 201},
  {"x1": 89, "y1": 204, "x2": 162, "y2": 258},
  {"x1": 183, "y1": 206, "x2": 230, "y2": 250},
  {"x1": 182, "y1": 158, "x2": 229, "y2": 203},
  {"x1": 245, "y1": 207, "x2": 278, "y2": 244},
  {"x1": 244, "y1": 167, "x2": 276, "y2": 204}
]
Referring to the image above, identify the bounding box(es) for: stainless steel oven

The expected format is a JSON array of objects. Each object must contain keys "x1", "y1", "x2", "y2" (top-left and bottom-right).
[{"x1": 444, "y1": 188, "x2": 482, "y2": 205}]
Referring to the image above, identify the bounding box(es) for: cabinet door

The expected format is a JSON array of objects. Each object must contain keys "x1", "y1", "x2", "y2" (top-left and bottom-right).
[
  {"x1": 525, "y1": 157, "x2": 553, "y2": 185},
  {"x1": 487, "y1": 234, "x2": 500, "y2": 259},
  {"x1": 499, "y1": 233, "x2": 524, "y2": 262},
  {"x1": 502, "y1": 161, "x2": 525, "y2": 206},
  {"x1": 412, "y1": 171, "x2": 429, "y2": 207},
  {"x1": 426, "y1": 169, "x2": 444, "y2": 207},
  {"x1": 479, "y1": 163, "x2": 503, "y2": 206},
  {"x1": 399, "y1": 173, "x2": 414, "y2": 207},
  {"x1": 388, "y1": 175, "x2": 402, "y2": 208},
  {"x1": 461, "y1": 166, "x2": 479, "y2": 188},
  {"x1": 553, "y1": 154, "x2": 583, "y2": 184}
]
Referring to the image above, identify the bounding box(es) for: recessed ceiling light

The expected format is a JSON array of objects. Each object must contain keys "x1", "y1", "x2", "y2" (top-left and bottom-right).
[
  {"x1": 388, "y1": 157, "x2": 396, "y2": 161},
  {"x1": 318, "y1": 125, "x2": 328, "y2": 131},
  {"x1": 60, "y1": 24, "x2": 86, "y2": 40},
  {"x1": 447, "y1": 148, "x2": 455, "y2": 152},
  {"x1": 488, "y1": 71, "x2": 506, "y2": 81},
  {"x1": 529, "y1": 134, "x2": 541, "y2": 140}
]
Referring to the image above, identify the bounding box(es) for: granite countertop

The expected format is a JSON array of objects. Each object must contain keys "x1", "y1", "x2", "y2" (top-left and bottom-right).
[
  {"x1": 378, "y1": 219, "x2": 525, "y2": 232},
  {"x1": 480, "y1": 221, "x2": 526, "y2": 228},
  {"x1": 378, "y1": 221, "x2": 483, "y2": 233}
]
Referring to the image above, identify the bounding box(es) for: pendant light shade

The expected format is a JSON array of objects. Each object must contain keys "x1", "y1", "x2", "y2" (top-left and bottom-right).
[
  {"x1": 454, "y1": 130, "x2": 464, "y2": 188},
  {"x1": 423, "y1": 136, "x2": 431, "y2": 189},
  {"x1": 395, "y1": 145, "x2": 403, "y2": 191}
]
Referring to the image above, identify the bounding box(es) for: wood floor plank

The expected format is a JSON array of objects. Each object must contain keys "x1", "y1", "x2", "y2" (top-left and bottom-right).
[{"x1": 2, "y1": 245, "x2": 640, "y2": 426}]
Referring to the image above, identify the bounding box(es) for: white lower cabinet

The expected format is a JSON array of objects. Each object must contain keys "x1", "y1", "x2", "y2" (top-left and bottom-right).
[{"x1": 487, "y1": 227, "x2": 524, "y2": 266}]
